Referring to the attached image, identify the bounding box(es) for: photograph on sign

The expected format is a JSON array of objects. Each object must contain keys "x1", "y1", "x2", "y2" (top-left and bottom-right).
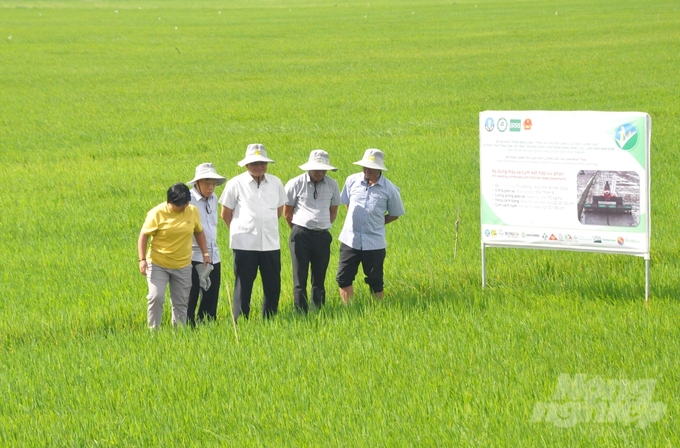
[{"x1": 577, "y1": 170, "x2": 639, "y2": 227}]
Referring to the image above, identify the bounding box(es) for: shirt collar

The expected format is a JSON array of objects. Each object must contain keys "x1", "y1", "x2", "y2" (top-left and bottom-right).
[
  {"x1": 305, "y1": 172, "x2": 326, "y2": 185},
  {"x1": 363, "y1": 173, "x2": 384, "y2": 187},
  {"x1": 190, "y1": 187, "x2": 206, "y2": 202},
  {"x1": 164, "y1": 202, "x2": 185, "y2": 214},
  {"x1": 248, "y1": 173, "x2": 269, "y2": 184}
]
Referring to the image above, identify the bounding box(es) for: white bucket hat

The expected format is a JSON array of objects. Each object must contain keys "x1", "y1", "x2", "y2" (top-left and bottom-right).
[
  {"x1": 299, "y1": 149, "x2": 337, "y2": 172},
  {"x1": 238, "y1": 143, "x2": 275, "y2": 167},
  {"x1": 187, "y1": 163, "x2": 226, "y2": 186},
  {"x1": 353, "y1": 148, "x2": 388, "y2": 171}
]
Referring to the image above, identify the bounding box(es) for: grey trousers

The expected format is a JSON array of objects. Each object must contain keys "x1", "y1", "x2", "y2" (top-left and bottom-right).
[{"x1": 146, "y1": 263, "x2": 192, "y2": 329}]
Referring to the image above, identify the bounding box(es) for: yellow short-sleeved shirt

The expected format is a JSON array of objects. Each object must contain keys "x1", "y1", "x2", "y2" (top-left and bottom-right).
[{"x1": 141, "y1": 202, "x2": 203, "y2": 269}]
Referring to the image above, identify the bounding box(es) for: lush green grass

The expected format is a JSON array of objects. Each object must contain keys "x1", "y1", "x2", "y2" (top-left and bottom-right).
[{"x1": 1, "y1": 0, "x2": 679, "y2": 445}]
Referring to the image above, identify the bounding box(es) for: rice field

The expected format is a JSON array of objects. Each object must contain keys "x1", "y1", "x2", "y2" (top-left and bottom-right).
[{"x1": 1, "y1": 0, "x2": 679, "y2": 445}]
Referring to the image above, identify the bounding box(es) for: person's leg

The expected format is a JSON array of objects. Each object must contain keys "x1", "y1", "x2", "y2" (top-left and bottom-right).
[
  {"x1": 187, "y1": 261, "x2": 202, "y2": 326},
  {"x1": 290, "y1": 226, "x2": 312, "y2": 313},
  {"x1": 169, "y1": 265, "x2": 193, "y2": 327},
  {"x1": 310, "y1": 231, "x2": 332, "y2": 308},
  {"x1": 197, "y1": 262, "x2": 220, "y2": 323},
  {"x1": 233, "y1": 250, "x2": 258, "y2": 322},
  {"x1": 259, "y1": 250, "x2": 281, "y2": 319},
  {"x1": 362, "y1": 249, "x2": 386, "y2": 300},
  {"x1": 336, "y1": 243, "x2": 361, "y2": 305},
  {"x1": 146, "y1": 262, "x2": 170, "y2": 329}
]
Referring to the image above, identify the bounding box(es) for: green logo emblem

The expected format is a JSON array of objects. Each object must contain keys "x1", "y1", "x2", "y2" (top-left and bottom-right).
[{"x1": 615, "y1": 123, "x2": 638, "y2": 150}]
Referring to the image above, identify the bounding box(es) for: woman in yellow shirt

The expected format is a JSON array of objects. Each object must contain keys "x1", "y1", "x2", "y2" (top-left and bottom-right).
[{"x1": 138, "y1": 183, "x2": 211, "y2": 329}]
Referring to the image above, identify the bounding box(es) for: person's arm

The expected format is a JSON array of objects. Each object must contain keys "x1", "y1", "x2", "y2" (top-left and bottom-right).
[
  {"x1": 138, "y1": 231, "x2": 149, "y2": 275},
  {"x1": 283, "y1": 205, "x2": 294, "y2": 228},
  {"x1": 329, "y1": 205, "x2": 339, "y2": 224},
  {"x1": 194, "y1": 230, "x2": 212, "y2": 267},
  {"x1": 277, "y1": 205, "x2": 284, "y2": 219},
  {"x1": 221, "y1": 206, "x2": 233, "y2": 228},
  {"x1": 384, "y1": 185, "x2": 405, "y2": 226}
]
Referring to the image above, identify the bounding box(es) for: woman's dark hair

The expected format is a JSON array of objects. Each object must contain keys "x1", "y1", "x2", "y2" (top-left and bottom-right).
[{"x1": 167, "y1": 183, "x2": 191, "y2": 206}]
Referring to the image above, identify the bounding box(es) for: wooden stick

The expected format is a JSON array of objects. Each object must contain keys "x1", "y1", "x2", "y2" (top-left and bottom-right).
[
  {"x1": 224, "y1": 280, "x2": 239, "y2": 344},
  {"x1": 454, "y1": 206, "x2": 460, "y2": 259}
]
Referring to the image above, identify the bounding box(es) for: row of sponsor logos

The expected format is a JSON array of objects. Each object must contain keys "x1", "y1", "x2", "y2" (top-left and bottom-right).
[
  {"x1": 483, "y1": 229, "x2": 641, "y2": 246},
  {"x1": 484, "y1": 117, "x2": 532, "y2": 132},
  {"x1": 482, "y1": 117, "x2": 640, "y2": 151}
]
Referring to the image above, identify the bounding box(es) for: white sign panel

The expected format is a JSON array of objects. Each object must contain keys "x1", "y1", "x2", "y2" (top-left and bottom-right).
[{"x1": 480, "y1": 111, "x2": 650, "y2": 257}]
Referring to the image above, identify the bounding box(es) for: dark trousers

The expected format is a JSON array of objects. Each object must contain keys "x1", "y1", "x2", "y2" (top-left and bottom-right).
[
  {"x1": 232, "y1": 249, "x2": 281, "y2": 322},
  {"x1": 289, "y1": 225, "x2": 332, "y2": 313},
  {"x1": 336, "y1": 243, "x2": 386, "y2": 293},
  {"x1": 188, "y1": 261, "x2": 221, "y2": 326}
]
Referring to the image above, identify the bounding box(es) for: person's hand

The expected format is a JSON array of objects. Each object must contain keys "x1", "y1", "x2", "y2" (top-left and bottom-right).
[
  {"x1": 139, "y1": 259, "x2": 148, "y2": 276},
  {"x1": 202, "y1": 253, "x2": 212, "y2": 268}
]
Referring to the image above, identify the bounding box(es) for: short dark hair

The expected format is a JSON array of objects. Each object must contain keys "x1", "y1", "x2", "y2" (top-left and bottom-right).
[{"x1": 167, "y1": 183, "x2": 191, "y2": 206}]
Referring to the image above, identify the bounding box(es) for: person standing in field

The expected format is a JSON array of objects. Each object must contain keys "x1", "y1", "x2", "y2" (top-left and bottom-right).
[
  {"x1": 336, "y1": 149, "x2": 405, "y2": 304},
  {"x1": 138, "y1": 183, "x2": 212, "y2": 329},
  {"x1": 186, "y1": 163, "x2": 227, "y2": 326},
  {"x1": 284, "y1": 150, "x2": 341, "y2": 313},
  {"x1": 219, "y1": 144, "x2": 287, "y2": 322}
]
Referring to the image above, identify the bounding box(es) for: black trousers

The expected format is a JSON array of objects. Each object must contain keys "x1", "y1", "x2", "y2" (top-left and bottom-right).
[
  {"x1": 336, "y1": 243, "x2": 386, "y2": 293},
  {"x1": 289, "y1": 225, "x2": 332, "y2": 313},
  {"x1": 232, "y1": 249, "x2": 281, "y2": 321},
  {"x1": 188, "y1": 261, "x2": 221, "y2": 325}
]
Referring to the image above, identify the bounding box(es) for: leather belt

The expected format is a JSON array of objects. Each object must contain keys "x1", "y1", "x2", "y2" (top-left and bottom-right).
[{"x1": 294, "y1": 224, "x2": 328, "y2": 234}]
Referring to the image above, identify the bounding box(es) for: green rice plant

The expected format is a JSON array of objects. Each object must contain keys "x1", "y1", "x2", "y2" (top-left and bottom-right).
[{"x1": 1, "y1": 0, "x2": 679, "y2": 445}]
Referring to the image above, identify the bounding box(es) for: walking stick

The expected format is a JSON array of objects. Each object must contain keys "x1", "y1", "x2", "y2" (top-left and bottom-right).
[
  {"x1": 454, "y1": 206, "x2": 460, "y2": 259},
  {"x1": 224, "y1": 280, "x2": 239, "y2": 344}
]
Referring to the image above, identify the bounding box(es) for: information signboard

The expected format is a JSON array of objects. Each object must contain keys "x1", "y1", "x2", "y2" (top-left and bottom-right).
[
  {"x1": 479, "y1": 111, "x2": 652, "y2": 298},
  {"x1": 480, "y1": 111, "x2": 650, "y2": 256}
]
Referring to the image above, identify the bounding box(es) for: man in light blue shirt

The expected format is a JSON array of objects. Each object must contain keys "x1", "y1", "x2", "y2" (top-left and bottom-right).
[
  {"x1": 284, "y1": 150, "x2": 341, "y2": 313},
  {"x1": 187, "y1": 163, "x2": 226, "y2": 325},
  {"x1": 336, "y1": 149, "x2": 405, "y2": 304}
]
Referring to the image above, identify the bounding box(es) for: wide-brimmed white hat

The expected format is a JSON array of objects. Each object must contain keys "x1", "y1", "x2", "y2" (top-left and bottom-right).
[
  {"x1": 238, "y1": 143, "x2": 275, "y2": 167},
  {"x1": 187, "y1": 163, "x2": 226, "y2": 186},
  {"x1": 353, "y1": 148, "x2": 387, "y2": 171},
  {"x1": 299, "y1": 149, "x2": 337, "y2": 172}
]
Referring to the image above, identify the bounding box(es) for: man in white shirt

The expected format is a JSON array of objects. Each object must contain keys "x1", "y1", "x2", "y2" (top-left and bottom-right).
[
  {"x1": 219, "y1": 144, "x2": 287, "y2": 322},
  {"x1": 187, "y1": 162, "x2": 226, "y2": 326},
  {"x1": 284, "y1": 150, "x2": 341, "y2": 313}
]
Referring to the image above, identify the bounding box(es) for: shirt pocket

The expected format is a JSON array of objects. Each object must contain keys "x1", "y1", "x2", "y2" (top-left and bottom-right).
[
  {"x1": 367, "y1": 192, "x2": 388, "y2": 214},
  {"x1": 261, "y1": 191, "x2": 281, "y2": 210},
  {"x1": 297, "y1": 188, "x2": 311, "y2": 203}
]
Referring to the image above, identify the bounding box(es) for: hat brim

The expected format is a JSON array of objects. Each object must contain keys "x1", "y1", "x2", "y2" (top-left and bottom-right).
[
  {"x1": 187, "y1": 174, "x2": 227, "y2": 186},
  {"x1": 299, "y1": 161, "x2": 337, "y2": 172},
  {"x1": 353, "y1": 160, "x2": 387, "y2": 171},
  {"x1": 238, "y1": 156, "x2": 275, "y2": 167}
]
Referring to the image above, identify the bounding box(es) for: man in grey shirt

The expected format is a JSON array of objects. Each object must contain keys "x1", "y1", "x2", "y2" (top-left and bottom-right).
[
  {"x1": 187, "y1": 162, "x2": 226, "y2": 326},
  {"x1": 284, "y1": 150, "x2": 341, "y2": 313}
]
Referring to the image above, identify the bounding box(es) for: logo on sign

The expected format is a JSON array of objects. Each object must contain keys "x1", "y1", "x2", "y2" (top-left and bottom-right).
[
  {"x1": 510, "y1": 119, "x2": 521, "y2": 132},
  {"x1": 615, "y1": 123, "x2": 638, "y2": 150},
  {"x1": 498, "y1": 118, "x2": 508, "y2": 132},
  {"x1": 485, "y1": 117, "x2": 495, "y2": 132},
  {"x1": 523, "y1": 118, "x2": 532, "y2": 130}
]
